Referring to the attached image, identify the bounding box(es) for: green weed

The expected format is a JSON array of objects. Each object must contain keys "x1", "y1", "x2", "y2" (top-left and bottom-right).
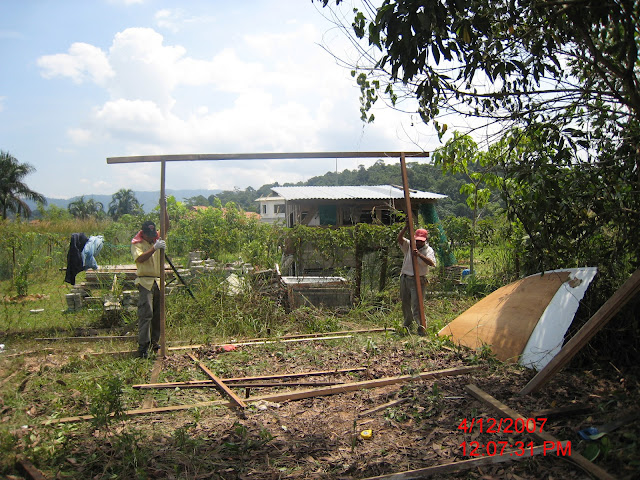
[{"x1": 88, "y1": 375, "x2": 125, "y2": 430}]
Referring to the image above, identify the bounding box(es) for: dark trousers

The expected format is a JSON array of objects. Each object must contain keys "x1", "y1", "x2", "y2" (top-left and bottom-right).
[
  {"x1": 400, "y1": 274, "x2": 427, "y2": 328},
  {"x1": 137, "y1": 283, "x2": 160, "y2": 351}
]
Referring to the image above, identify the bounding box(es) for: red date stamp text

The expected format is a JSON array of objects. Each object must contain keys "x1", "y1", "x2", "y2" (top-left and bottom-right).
[{"x1": 457, "y1": 417, "x2": 547, "y2": 434}]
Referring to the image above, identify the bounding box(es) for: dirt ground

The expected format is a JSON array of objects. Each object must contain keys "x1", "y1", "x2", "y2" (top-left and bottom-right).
[{"x1": 7, "y1": 333, "x2": 635, "y2": 480}]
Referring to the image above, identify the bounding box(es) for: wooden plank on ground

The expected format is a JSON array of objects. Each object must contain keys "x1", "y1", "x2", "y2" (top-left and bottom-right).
[
  {"x1": 358, "y1": 398, "x2": 409, "y2": 417},
  {"x1": 187, "y1": 353, "x2": 247, "y2": 409},
  {"x1": 141, "y1": 357, "x2": 164, "y2": 410},
  {"x1": 361, "y1": 442, "x2": 570, "y2": 479},
  {"x1": 520, "y1": 268, "x2": 640, "y2": 396},
  {"x1": 465, "y1": 384, "x2": 614, "y2": 480},
  {"x1": 530, "y1": 404, "x2": 593, "y2": 420},
  {"x1": 217, "y1": 381, "x2": 344, "y2": 388},
  {"x1": 17, "y1": 459, "x2": 48, "y2": 480},
  {"x1": 4, "y1": 348, "x2": 55, "y2": 358},
  {"x1": 241, "y1": 328, "x2": 392, "y2": 343},
  {"x1": 132, "y1": 367, "x2": 366, "y2": 389},
  {"x1": 90, "y1": 334, "x2": 354, "y2": 357},
  {"x1": 45, "y1": 365, "x2": 477, "y2": 424},
  {"x1": 0, "y1": 370, "x2": 20, "y2": 388},
  {"x1": 237, "y1": 365, "x2": 478, "y2": 404}
]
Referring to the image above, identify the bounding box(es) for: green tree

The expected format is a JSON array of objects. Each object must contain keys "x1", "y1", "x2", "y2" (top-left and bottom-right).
[
  {"x1": 494, "y1": 128, "x2": 637, "y2": 275},
  {"x1": 432, "y1": 132, "x2": 502, "y2": 274},
  {"x1": 0, "y1": 151, "x2": 46, "y2": 220},
  {"x1": 68, "y1": 196, "x2": 104, "y2": 219},
  {"x1": 108, "y1": 188, "x2": 143, "y2": 220},
  {"x1": 36, "y1": 201, "x2": 71, "y2": 221},
  {"x1": 317, "y1": 0, "x2": 640, "y2": 271}
]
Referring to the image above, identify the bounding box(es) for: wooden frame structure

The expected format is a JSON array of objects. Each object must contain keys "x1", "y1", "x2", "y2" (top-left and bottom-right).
[{"x1": 107, "y1": 151, "x2": 430, "y2": 355}]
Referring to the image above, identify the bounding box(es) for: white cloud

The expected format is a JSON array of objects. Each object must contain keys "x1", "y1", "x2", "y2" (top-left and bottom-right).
[
  {"x1": 155, "y1": 8, "x2": 184, "y2": 33},
  {"x1": 106, "y1": 28, "x2": 185, "y2": 109},
  {"x1": 154, "y1": 8, "x2": 215, "y2": 33},
  {"x1": 94, "y1": 99, "x2": 167, "y2": 136},
  {"x1": 38, "y1": 24, "x2": 354, "y2": 154},
  {"x1": 37, "y1": 42, "x2": 114, "y2": 85},
  {"x1": 67, "y1": 128, "x2": 92, "y2": 144},
  {"x1": 36, "y1": 17, "x2": 432, "y2": 196}
]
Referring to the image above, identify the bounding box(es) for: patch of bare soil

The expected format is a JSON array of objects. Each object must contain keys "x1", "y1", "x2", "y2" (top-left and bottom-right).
[
  {"x1": 41, "y1": 340, "x2": 640, "y2": 480},
  {"x1": 2, "y1": 293, "x2": 50, "y2": 303},
  {"x1": 12, "y1": 337, "x2": 640, "y2": 479}
]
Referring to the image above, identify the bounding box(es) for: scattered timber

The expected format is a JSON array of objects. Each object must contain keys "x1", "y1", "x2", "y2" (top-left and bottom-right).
[
  {"x1": 45, "y1": 365, "x2": 478, "y2": 425},
  {"x1": 465, "y1": 384, "x2": 614, "y2": 480},
  {"x1": 361, "y1": 442, "x2": 570, "y2": 479},
  {"x1": 187, "y1": 353, "x2": 247, "y2": 409},
  {"x1": 133, "y1": 367, "x2": 366, "y2": 390}
]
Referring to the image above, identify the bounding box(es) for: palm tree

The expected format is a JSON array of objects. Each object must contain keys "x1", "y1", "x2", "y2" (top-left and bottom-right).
[
  {"x1": 108, "y1": 188, "x2": 143, "y2": 219},
  {"x1": 68, "y1": 196, "x2": 104, "y2": 219},
  {"x1": 0, "y1": 151, "x2": 46, "y2": 220}
]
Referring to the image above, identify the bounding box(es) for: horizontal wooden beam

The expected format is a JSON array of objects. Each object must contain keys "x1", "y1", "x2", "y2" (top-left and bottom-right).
[
  {"x1": 133, "y1": 367, "x2": 366, "y2": 389},
  {"x1": 89, "y1": 334, "x2": 355, "y2": 357},
  {"x1": 45, "y1": 365, "x2": 478, "y2": 425},
  {"x1": 107, "y1": 151, "x2": 430, "y2": 164}
]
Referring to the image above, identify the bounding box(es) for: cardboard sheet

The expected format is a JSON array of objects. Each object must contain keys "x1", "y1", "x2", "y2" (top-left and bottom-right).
[{"x1": 439, "y1": 271, "x2": 571, "y2": 363}]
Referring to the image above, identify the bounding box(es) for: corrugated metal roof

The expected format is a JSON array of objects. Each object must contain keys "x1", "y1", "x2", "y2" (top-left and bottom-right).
[{"x1": 271, "y1": 185, "x2": 447, "y2": 201}]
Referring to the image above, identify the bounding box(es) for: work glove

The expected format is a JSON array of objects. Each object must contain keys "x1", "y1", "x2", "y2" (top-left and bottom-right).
[{"x1": 154, "y1": 239, "x2": 166, "y2": 251}]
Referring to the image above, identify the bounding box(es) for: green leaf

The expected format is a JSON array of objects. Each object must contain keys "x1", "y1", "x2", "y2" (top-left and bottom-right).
[{"x1": 583, "y1": 443, "x2": 600, "y2": 461}]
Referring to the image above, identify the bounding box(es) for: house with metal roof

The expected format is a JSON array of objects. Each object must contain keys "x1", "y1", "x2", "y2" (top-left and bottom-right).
[{"x1": 256, "y1": 185, "x2": 447, "y2": 227}]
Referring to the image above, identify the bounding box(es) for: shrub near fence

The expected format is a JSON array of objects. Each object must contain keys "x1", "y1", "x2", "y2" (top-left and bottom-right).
[
  {"x1": 0, "y1": 219, "x2": 135, "y2": 285},
  {"x1": 0, "y1": 225, "x2": 65, "y2": 282}
]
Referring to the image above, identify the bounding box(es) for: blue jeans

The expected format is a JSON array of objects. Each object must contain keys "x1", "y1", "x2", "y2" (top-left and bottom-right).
[{"x1": 400, "y1": 274, "x2": 427, "y2": 328}]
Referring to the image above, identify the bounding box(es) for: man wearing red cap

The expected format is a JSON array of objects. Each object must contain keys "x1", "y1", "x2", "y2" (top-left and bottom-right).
[{"x1": 397, "y1": 220, "x2": 436, "y2": 335}]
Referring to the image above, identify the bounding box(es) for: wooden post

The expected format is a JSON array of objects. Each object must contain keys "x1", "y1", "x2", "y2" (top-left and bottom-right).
[
  {"x1": 159, "y1": 160, "x2": 167, "y2": 357},
  {"x1": 354, "y1": 238, "x2": 362, "y2": 301},
  {"x1": 466, "y1": 384, "x2": 615, "y2": 480},
  {"x1": 399, "y1": 153, "x2": 426, "y2": 330},
  {"x1": 378, "y1": 247, "x2": 388, "y2": 291}
]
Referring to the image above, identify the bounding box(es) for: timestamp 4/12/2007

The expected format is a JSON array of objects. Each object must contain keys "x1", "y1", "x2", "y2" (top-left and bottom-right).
[
  {"x1": 457, "y1": 417, "x2": 548, "y2": 434},
  {"x1": 460, "y1": 440, "x2": 572, "y2": 457}
]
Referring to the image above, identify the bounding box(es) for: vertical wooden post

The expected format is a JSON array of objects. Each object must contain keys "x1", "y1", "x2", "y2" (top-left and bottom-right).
[
  {"x1": 378, "y1": 247, "x2": 388, "y2": 292},
  {"x1": 399, "y1": 153, "x2": 427, "y2": 330},
  {"x1": 354, "y1": 237, "x2": 362, "y2": 302},
  {"x1": 159, "y1": 160, "x2": 167, "y2": 357}
]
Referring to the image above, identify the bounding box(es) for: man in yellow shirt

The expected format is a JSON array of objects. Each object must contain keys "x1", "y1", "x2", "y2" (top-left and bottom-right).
[{"x1": 131, "y1": 219, "x2": 167, "y2": 358}]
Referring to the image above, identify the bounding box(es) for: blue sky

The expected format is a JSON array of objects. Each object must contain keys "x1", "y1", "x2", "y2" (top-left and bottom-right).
[{"x1": 1, "y1": 0, "x2": 441, "y2": 199}]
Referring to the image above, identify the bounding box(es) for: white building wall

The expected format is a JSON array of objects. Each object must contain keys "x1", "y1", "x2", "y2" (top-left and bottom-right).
[{"x1": 256, "y1": 197, "x2": 286, "y2": 224}]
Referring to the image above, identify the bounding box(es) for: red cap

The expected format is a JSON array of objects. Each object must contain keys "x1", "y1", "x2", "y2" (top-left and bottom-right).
[{"x1": 414, "y1": 229, "x2": 428, "y2": 241}]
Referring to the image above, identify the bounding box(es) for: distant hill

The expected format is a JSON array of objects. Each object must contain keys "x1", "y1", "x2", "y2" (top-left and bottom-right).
[{"x1": 34, "y1": 189, "x2": 222, "y2": 214}]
